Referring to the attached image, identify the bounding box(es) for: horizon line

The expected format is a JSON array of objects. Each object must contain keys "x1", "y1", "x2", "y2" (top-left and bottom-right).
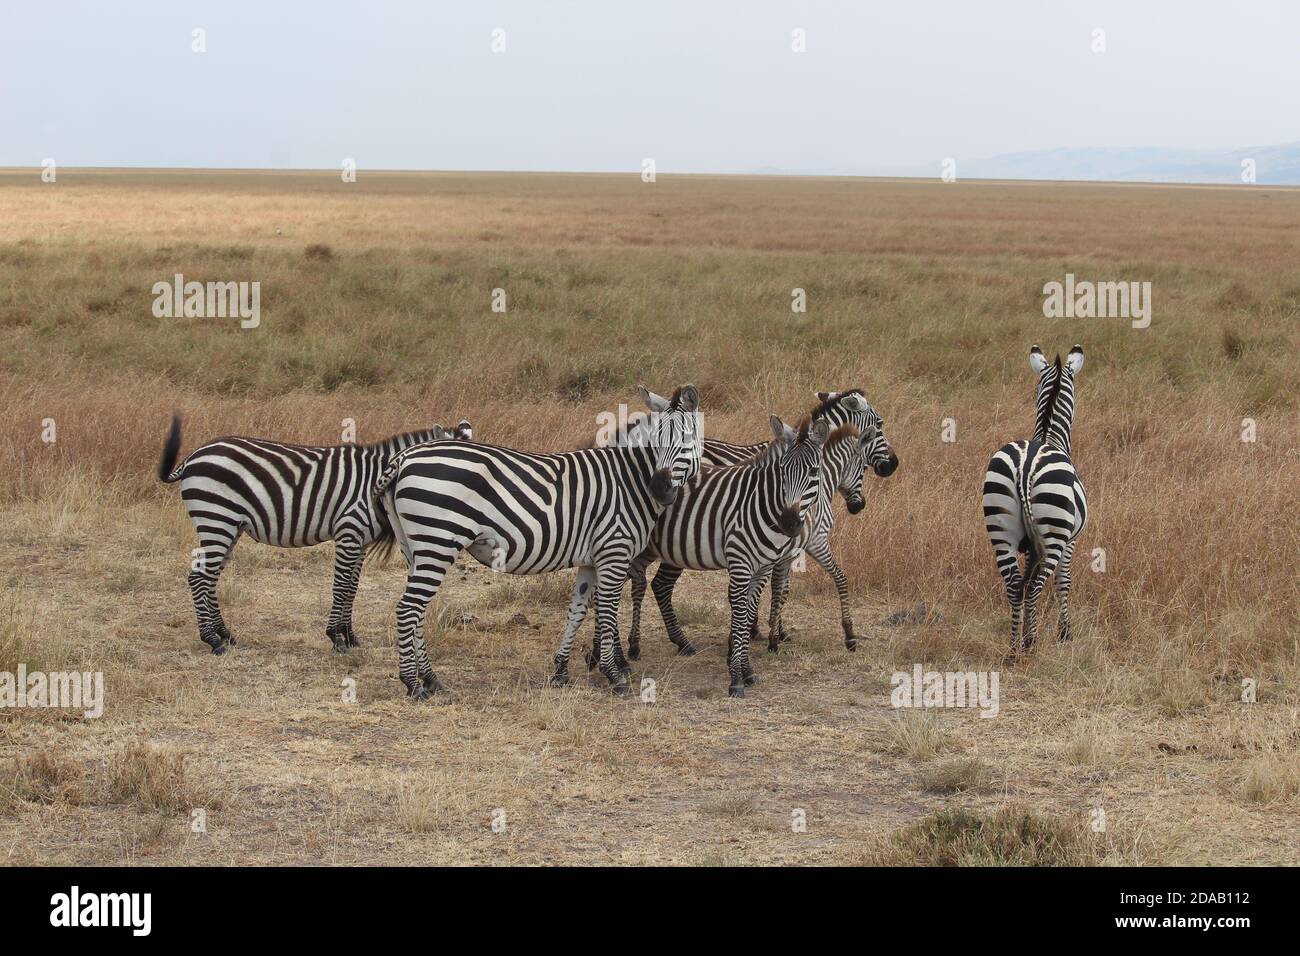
[{"x1": 2, "y1": 165, "x2": 1297, "y2": 191}]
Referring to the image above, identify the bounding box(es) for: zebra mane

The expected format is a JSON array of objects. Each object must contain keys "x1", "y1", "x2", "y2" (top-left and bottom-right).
[
  {"x1": 810, "y1": 389, "x2": 865, "y2": 421},
  {"x1": 1035, "y1": 356, "x2": 1069, "y2": 449},
  {"x1": 824, "y1": 423, "x2": 861, "y2": 451},
  {"x1": 368, "y1": 427, "x2": 448, "y2": 453}
]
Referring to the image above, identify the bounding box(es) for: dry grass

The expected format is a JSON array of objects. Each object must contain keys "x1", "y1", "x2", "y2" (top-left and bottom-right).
[
  {"x1": 857, "y1": 805, "x2": 1138, "y2": 866},
  {"x1": 0, "y1": 169, "x2": 1297, "y2": 864}
]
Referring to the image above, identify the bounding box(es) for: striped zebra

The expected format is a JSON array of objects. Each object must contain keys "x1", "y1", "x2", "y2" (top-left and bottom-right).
[
  {"x1": 765, "y1": 421, "x2": 879, "y2": 652},
  {"x1": 374, "y1": 385, "x2": 702, "y2": 699},
  {"x1": 582, "y1": 416, "x2": 798, "y2": 667},
  {"x1": 982, "y1": 345, "x2": 1088, "y2": 657},
  {"x1": 615, "y1": 388, "x2": 897, "y2": 657},
  {"x1": 700, "y1": 389, "x2": 897, "y2": 476},
  {"x1": 577, "y1": 416, "x2": 830, "y2": 698},
  {"x1": 157, "y1": 415, "x2": 472, "y2": 655}
]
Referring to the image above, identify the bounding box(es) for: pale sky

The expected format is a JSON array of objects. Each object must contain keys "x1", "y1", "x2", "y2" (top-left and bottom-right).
[{"x1": 2, "y1": 0, "x2": 1296, "y2": 173}]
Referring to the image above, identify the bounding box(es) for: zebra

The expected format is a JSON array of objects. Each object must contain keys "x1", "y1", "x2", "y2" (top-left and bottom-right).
[
  {"x1": 613, "y1": 388, "x2": 897, "y2": 657},
  {"x1": 700, "y1": 389, "x2": 897, "y2": 476},
  {"x1": 373, "y1": 385, "x2": 702, "y2": 700},
  {"x1": 982, "y1": 345, "x2": 1088, "y2": 657},
  {"x1": 764, "y1": 421, "x2": 879, "y2": 653},
  {"x1": 157, "y1": 415, "x2": 472, "y2": 655},
  {"x1": 574, "y1": 415, "x2": 830, "y2": 698},
  {"x1": 581, "y1": 416, "x2": 799, "y2": 668}
]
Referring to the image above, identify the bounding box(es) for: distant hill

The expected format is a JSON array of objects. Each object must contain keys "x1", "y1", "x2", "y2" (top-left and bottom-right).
[
  {"x1": 751, "y1": 142, "x2": 1300, "y2": 185},
  {"x1": 955, "y1": 143, "x2": 1300, "y2": 185}
]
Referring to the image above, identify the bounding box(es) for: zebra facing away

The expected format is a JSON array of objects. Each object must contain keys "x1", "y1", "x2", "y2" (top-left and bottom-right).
[
  {"x1": 982, "y1": 345, "x2": 1088, "y2": 657},
  {"x1": 580, "y1": 416, "x2": 830, "y2": 698},
  {"x1": 158, "y1": 415, "x2": 472, "y2": 655},
  {"x1": 375, "y1": 385, "x2": 702, "y2": 700},
  {"x1": 764, "y1": 421, "x2": 879, "y2": 652}
]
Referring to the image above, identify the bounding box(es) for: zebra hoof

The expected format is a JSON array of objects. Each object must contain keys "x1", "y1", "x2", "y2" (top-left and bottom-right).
[
  {"x1": 767, "y1": 640, "x2": 779, "y2": 654},
  {"x1": 548, "y1": 670, "x2": 571, "y2": 687},
  {"x1": 331, "y1": 640, "x2": 350, "y2": 654},
  {"x1": 728, "y1": 684, "x2": 745, "y2": 699},
  {"x1": 408, "y1": 684, "x2": 431, "y2": 702},
  {"x1": 610, "y1": 682, "x2": 631, "y2": 698},
  {"x1": 210, "y1": 642, "x2": 227, "y2": 656},
  {"x1": 844, "y1": 638, "x2": 858, "y2": 651},
  {"x1": 222, "y1": 631, "x2": 236, "y2": 646},
  {"x1": 675, "y1": 642, "x2": 697, "y2": 657},
  {"x1": 346, "y1": 634, "x2": 362, "y2": 648},
  {"x1": 422, "y1": 674, "x2": 445, "y2": 694},
  {"x1": 743, "y1": 672, "x2": 758, "y2": 687},
  {"x1": 627, "y1": 646, "x2": 641, "y2": 662}
]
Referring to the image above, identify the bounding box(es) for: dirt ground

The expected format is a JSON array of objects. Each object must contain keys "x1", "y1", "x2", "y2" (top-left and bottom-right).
[{"x1": 2, "y1": 503, "x2": 1295, "y2": 865}]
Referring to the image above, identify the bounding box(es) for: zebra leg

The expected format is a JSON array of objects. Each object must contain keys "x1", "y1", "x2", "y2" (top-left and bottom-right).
[
  {"x1": 626, "y1": 556, "x2": 650, "y2": 662},
  {"x1": 395, "y1": 548, "x2": 459, "y2": 701},
  {"x1": 1055, "y1": 542, "x2": 1076, "y2": 643},
  {"x1": 326, "y1": 531, "x2": 366, "y2": 652},
  {"x1": 650, "y1": 564, "x2": 696, "y2": 656},
  {"x1": 556, "y1": 567, "x2": 595, "y2": 683},
  {"x1": 808, "y1": 539, "x2": 857, "y2": 650},
  {"x1": 725, "y1": 567, "x2": 755, "y2": 698},
  {"x1": 767, "y1": 558, "x2": 793, "y2": 653},
  {"x1": 188, "y1": 526, "x2": 240, "y2": 655},
  {"x1": 1020, "y1": 552, "x2": 1060, "y2": 654},
  {"x1": 592, "y1": 561, "x2": 632, "y2": 697},
  {"x1": 992, "y1": 544, "x2": 1025, "y2": 659},
  {"x1": 742, "y1": 579, "x2": 762, "y2": 685}
]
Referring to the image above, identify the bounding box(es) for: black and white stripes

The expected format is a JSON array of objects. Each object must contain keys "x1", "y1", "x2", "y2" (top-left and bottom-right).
[
  {"x1": 375, "y1": 385, "x2": 701, "y2": 698},
  {"x1": 982, "y1": 345, "x2": 1089, "y2": 656},
  {"x1": 607, "y1": 416, "x2": 829, "y2": 696},
  {"x1": 158, "y1": 415, "x2": 471, "y2": 654}
]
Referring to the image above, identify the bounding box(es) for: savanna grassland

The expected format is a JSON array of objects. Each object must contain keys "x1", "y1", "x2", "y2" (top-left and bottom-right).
[{"x1": 0, "y1": 168, "x2": 1297, "y2": 865}]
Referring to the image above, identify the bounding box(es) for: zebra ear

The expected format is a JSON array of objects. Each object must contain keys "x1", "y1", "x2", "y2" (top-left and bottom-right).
[
  {"x1": 770, "y1": 415, "x2": 792, "y2": 443},
  {"x1": 1029, "y1": 346, "x2": 1049, "y2": 374},
  {"x1": 841, "y1": 393, "x2": 868, "y2": 412},
  {"x1": 815, "y1": 391, "x2": 834, "y2": 403},
  {"x1": 858, "y1": 423, "x2": 878, "y2": 448},
  {"x1": 1066, "y1": 346, "x2": 1084, "y2": 375},
  {"x1": 675, "y1": 384, "x2": 699, "y2": 412},
  {"x1": 455, "y1": 420, "x2": 473, "y2": 440},
  {"x1": 639, "y1": 386, "x2": 670, "y2": 413},
  {"x1": 809, "y1": 419, "x2": 831, "y2": 445}
]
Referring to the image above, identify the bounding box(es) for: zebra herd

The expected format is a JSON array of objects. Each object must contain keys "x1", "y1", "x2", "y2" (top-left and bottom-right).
[{"x1": 157, "y1": 344, "x2": 1085, "y2": 698}]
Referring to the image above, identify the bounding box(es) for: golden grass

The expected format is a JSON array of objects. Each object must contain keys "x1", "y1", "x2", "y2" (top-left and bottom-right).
[
  {"x1": 857, "y1": 805, "x2": 1140, "y2": 866},
  {"x1": 0, "y1": 169, "x2": 1296, "y2": 864}
]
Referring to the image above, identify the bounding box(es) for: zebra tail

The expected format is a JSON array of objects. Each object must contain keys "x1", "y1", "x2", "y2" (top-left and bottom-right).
[
  {"x1": 1018, "y1": 444, "x2": 1043, "y2": 576},
  {"x1": 365, "y1": 522, "x2": 398, "y2": 567},
  {"x1": 373, "y1": 465, "x2": 413, "y2": 568},
  {"x1": 158, "y1": 413, "x2": 184, "y2": 483}
]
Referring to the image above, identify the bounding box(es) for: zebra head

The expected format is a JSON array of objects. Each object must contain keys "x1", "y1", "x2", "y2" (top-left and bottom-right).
[
  {"x1": 452, "y1": 419, "x2": 473, "y2": 441},
  {"x1": 638, "y1": 384, "x2": 702, "y2": 506},
  {"x1": 1029, "y1": 344, "x2": 1084, "y2": 454},
  {"x1": 823, "y1": 422, "x2": 880, "y2": 515},
  {"x1": 813, "y1": 390, "x2": 898, "y2": 478},
  {"x1": 775, "y1": 417, "x2": 830, "y2": 535}
]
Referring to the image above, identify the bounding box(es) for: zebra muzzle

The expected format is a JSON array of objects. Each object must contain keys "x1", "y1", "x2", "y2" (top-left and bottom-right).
[
  {"x1": 777, "y1": 505, "x2": 804, "y2": 536},
  {"x1": 846, "y1": 495, "x2": 865, "y2": 515},
  {"x1": 874, "y1": 453, "x2": 899, "y2": 478},
  {"x1": 650, "y1": 468, "x2": 679, "y2": 506}
]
